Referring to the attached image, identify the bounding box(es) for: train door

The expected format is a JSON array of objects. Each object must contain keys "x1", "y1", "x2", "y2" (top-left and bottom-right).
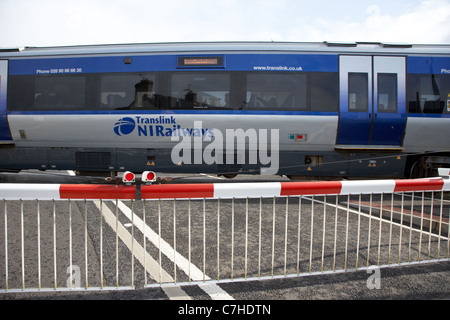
[
  {"x1": 336, "y1": 55, "x2": 406, "y2": 147},
  {"x1": 0, "y1": 60, "x2": 12, "y2": 142}
]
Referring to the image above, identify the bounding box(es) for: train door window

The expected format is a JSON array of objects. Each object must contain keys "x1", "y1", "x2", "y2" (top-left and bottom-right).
[
  {"x1": 377, "y1": 73, "x2": 397, "y2": 113},
  {"x1": 100, "y1": 73, "x2": 158, "y2": 110},
  {"x1": 170, "y1": 72, "x2": 230, "y2": 109},
  {"x1": 34, "y1": 75, "x2": 86, "y2": 110},
  {"x1": 246, "y1": 73, "x2": 307, "y2": 111},
  {"x1": 348, "y1": 73, "x2": 368, "y2": 112}
]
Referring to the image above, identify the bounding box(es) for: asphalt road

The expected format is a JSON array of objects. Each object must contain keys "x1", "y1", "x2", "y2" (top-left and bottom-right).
[{"x1": 0, "y1": 170, "x2": 449, "y2": 302}]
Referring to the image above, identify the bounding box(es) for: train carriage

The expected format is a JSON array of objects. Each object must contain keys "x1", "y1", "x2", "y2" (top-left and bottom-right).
[{"x1": 0, "y1": 41, "x2": 449, "y2": 180}]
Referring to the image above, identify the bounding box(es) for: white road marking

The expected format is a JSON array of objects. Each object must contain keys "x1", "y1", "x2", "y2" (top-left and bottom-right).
[
  {"x1": 93, "y1": 200, "x2": 192, "y2": 300},
  {"x1": 199, "y1": 173, "x2": 226, "y2": 180},
  {"x1": 115, "y1": 200, "x2": 234, "y2": 300},
  {"x1": 161, "y1": 285, "x2": 193, "y2": 300},
  {"x1": 198, "y1": 282, "x2": 235, "y2": 300}
]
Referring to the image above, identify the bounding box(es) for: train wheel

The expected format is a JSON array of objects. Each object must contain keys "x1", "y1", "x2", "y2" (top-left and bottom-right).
[
  {"x1": 220, "y1": 174, "x2": 237, "y2": 179},
  {"x1": 408, "y1": 157, "x2": 432, "y2": 179}
]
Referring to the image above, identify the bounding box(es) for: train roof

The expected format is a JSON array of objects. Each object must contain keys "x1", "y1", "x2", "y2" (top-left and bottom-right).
[{"x1": 1, "y1": 41, "x2": 449, "y2": 58}]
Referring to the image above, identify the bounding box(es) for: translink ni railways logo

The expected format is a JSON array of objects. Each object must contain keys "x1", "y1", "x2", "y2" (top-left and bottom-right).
[
  {"x1": 114, "y1": 117, "x2": 136, "y2": 136},
  {"x1": 113, "y1": 116, "x2": 213, "y2": 139}
]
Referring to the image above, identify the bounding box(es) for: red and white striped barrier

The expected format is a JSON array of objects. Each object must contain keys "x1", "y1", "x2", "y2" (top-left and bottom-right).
[
  {"x1": 0, "y1": 184, "x2": 135, "y2": 200},
  {"x1": 0, "y1": 178, "x2": 448, "y2": 201},
  {"x1": 141, "y1": 178, "x2": 450, "y2": 200}
]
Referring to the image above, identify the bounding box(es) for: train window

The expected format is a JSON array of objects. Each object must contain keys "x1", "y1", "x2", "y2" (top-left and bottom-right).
[
  {"x1": 34, "y1": 75, "x2": 87, "y2": 110},
  {"x1": 170, "y1": 73, "x2": 231, "y2": 109},
  {"x1": 8, "y1": 70, "x2": 339, "y2": 113},
  {"x1": 245, "y1": 72, "x2": 338, "y2": 112},
  {"x1": 310, "y1": 72, "x2": 339, "y2": 111},
  {"x1": 377, "y1": 73, "x2": 397, "y2": 113},
  {"x1": 407, "y1": 74, "x2": 450, "y2": 114},
  {"x1": 246, "y1": 73, "x2": 308, "y2": 111},
  {"x1": 8, "y1": 75, "x2": 87, "y2": 111},
  {"x1": 348, "y1": 73, "x2": 368, "y2": 112},
  {"x1": 100, "y1": 73, "x2": 158, "y2": 110},
  {"x1": 8, "y1": 75, "x2": 34, "y2": 110}
]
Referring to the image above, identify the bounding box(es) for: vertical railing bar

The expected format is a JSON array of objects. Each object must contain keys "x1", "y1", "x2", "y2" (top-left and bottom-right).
[
  {"x1": 231, "y1": 197, "x2": 235, "y2": 280},
  {"x1": 37, "y1": 200, "x2": 41, "y2": 290},
  {"x1": 377, "y1": 193, "x2": 384, "y2": 266},
  {"x1": 427, "y1": 192, "x2": 434, "y2": 261},
  {"x1": 447, "y1": 197, "x2": 450, "y2": 260},
  {"x1": 321, "y1": 195, "x2": 326, "y2": 273},
  {"x1": 408, "y1": 192, "x2": 415, "y2": 262},
  {"x1": 4, "y1": 200, "x2": 8, "y2": 291},
  {"x1": 344, "y1": 194, "x2": 350, "y2": 271},
  {"x1": 258, "y1": 197, "x2": 262, "y2": 278},
  {"x1": 437, "y1": 191, "x2": 443, "y2": 260},
  {"x1": 143, "y1": 200, "x2": 148, "y2": 286},
  {"x1": 355, "y1": 194, "x2": 361, "y2": 270},
  {"x1": 217, "y1": 198, "x2": 220, "y2": 281},
  {"x1": 417, "y1": 192, "x2": 425, "y2": 262},
  {"x1": 398, "y1": 192, "x2": 405, "y2": 264},
  {"x1": 69, "y1": 199, "x2": 73, "y2": 289},
  {"x1": 188, "y1": 199, "x2": 191, "y2": 283},
  {"x1": 131, "y1": 200, "x2": 135, "y2": 287},
  {"x1": 387, "y1": 193, "x2": 394, "y2": 265},
  {"x1": 84, "y1": 200, "x2": 88, "y2": 289},
  {"x1": 100, "y1": 200, "x2": 103, "y2": 289},
  {"x1": 245, "y1": 197, "x2": 249, "y2": 279},
  {"x1": 308, "y1": 195, "x2": 314, "y2": 274},
  {"x1": 115, "y1": 199, "x2": 119, "y2": 288},
  {"x1": 203, "y1": 198, "x2": 206, "y2": 282},
  {"x1": 296, "y1": 196, "x2": 302, "y2": 275},
  {"x1": 366, "y1": 193, "x2": 373, "y2": 268},
  {"x1": 52, "y1": 200, "x2": 57, "y2": 290},
  {"x1": 332, "y1": 195, "x2": 338, "y2": 272},
  {"x1": 173, "y1": 199, "x2": 176, "y2": 284},
  {"x1": 157, "y1": 199, "x2": 161, "y2": 285},
  {"x1": 20, "y1": 199, "x2": 25, "y2": 290},
  {"x1": 284, "y1": 196, "x2": 289, "y2": 276},
  {"x1": 271, "y1": 197, "x2": 276, "y2": 277}
]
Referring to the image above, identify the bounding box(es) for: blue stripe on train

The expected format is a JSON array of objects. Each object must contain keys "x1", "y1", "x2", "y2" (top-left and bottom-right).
[{"x1": 8, "y1": 54, "x2": 339, "y2": 75}]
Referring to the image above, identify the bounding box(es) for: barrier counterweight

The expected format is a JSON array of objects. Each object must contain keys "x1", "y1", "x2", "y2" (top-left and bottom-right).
[{"x1": 0, "y1": 178, "x2": 449, "y2": 292}]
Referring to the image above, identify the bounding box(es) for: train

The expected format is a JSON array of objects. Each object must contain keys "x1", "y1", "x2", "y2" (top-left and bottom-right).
[{"x1": 0, "y1": 41, "x2": 449, "y2": 181}]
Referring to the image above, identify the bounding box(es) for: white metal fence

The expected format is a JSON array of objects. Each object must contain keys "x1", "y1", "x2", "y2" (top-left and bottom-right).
[{"x1": 0, "y1": 178, "x2": 449, "y2": 293}]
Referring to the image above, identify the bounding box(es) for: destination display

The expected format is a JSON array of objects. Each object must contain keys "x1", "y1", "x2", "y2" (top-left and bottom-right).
[{"x1": 177, "y1": 56, "x2": 224, "y2": 67}]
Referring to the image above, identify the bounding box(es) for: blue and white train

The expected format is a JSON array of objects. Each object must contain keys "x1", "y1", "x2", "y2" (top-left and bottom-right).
[{"x1": 0, "y1": 41, "x2": 449, "y2": 180}]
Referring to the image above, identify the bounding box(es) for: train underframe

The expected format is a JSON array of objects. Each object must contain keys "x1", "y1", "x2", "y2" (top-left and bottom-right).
[{"x1": 1, "y1": 145, "x2": 448, "y2": 180}]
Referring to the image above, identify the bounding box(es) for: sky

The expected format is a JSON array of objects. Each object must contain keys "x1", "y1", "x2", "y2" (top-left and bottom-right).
[{"x1": 1, "y1": 0, "x2": 450, "y2": 48}]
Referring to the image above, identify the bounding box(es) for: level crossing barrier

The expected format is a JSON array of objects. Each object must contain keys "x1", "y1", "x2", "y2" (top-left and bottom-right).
[{"x1": 0, "y1": 177, "x2": 449, "y2": 293}]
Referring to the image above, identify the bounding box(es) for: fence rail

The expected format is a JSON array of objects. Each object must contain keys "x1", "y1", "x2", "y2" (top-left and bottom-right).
[{"x1": 0, "y1": 178, "x2": 449, "y2": 293}]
